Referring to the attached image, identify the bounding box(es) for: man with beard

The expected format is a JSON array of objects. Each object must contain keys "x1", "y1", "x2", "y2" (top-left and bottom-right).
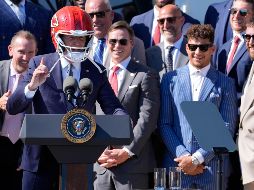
[
  {"x1": 130, "y1": 0, "x2": 200, "y2": 49},
  {"x1": 0, "y1": 0, "x2": 54, "y2": 60},
  {"x1": 146, "y1": 4, "x2": 189, "y2": 79},
  {"x1": 239, "y1": 21, "x2": 254, "y2": 190},
  {"x1": 0, "y1": 30, "x2": 37, "y2": 190}
]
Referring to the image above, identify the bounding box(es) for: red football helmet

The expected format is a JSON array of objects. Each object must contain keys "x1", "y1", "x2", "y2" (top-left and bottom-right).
[{"x1": 51, "y1": 6, "x2": 94, "y2": 62}]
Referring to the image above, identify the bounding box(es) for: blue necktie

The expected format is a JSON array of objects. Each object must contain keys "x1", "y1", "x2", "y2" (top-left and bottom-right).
[{"x1": 94, "y1": 38, "x2": 106, "y2": 65}]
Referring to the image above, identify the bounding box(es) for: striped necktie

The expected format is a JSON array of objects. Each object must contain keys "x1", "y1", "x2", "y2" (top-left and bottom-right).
[{"x1": 94, "y1": 38, "x2": 106, "y2": 65}]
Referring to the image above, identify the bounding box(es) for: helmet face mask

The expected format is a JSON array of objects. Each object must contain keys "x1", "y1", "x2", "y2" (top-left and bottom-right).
[{"x1": 51, "y1": 6, "x2": 94, "y2": 62}]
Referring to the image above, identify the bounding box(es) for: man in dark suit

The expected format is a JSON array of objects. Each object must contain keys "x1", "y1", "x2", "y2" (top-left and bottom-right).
[
  {"x1": 215, "y1": 0, "x2": 253, "y2": 105},
  {"x1": 94, "y1": 21, "x2": 160, "y2": 189},
  {"x1": 159, "y1": 24, "x2": 238, "y2": 189},
  {"x1": 130, "y1": 0, "x2": 200, "y2": 49},
  {"x1": 146, "y1": 4, "x2": 188, "y2": 79},
  {"x1": 0, "y1": 0, "x2": 54, "y2": 61},
  {"x1": 7, "y1": 6, "x2": 126, "y2": 190},
  {"x1": 204, "y1": 0, "x2": 233, "y2": 62},
  {"x1": 0, "y1": 30, "x2": 37, "y2": 190}
]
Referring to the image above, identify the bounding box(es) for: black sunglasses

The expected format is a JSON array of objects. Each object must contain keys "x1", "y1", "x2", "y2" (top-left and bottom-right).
[
  {"x1": 243, "y1": 34, "x2": 254, "y2": 42},
  {"x1": 229, "y1": 8, "x2": 248, "y2": 17},
  {"x1": 187, "y1": 44, "x2": 213, "y2": 52},
  {"x1": 88, "y1": 10, "x2": 110, "y2": 18},
  {"x1": 108, "y1": 39, "x2": 128, "y2": 46},
  {"x1": 157, "y1": 17, "x2": 180, "y2": 25}
]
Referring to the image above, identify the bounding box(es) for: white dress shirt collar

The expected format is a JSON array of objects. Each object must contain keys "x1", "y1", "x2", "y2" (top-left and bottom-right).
[
  {"x1": 188, "y1": 63, "x2": 210, "y2": 77},
  {"x1": 164, "y1": 35, "x2": 184, "y2": 50},
  {"x1": 109, "y1": 56, "x2": 131, "y2": 71}
]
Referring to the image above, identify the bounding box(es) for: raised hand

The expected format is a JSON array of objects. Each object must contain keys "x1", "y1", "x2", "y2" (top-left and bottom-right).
[{"x1": 28, "y1": 57, "x2": 49, "y2": 91}]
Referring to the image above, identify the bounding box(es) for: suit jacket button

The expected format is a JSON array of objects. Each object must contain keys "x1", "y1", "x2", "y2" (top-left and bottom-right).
[{"x1": 248, "y1": 129, "x2": 253, "y2": 133}]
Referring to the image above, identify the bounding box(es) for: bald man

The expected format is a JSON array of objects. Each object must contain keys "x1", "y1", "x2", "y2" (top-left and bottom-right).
[{"x1": 146, "y1": 4, "x2": 189, "y2": 79}]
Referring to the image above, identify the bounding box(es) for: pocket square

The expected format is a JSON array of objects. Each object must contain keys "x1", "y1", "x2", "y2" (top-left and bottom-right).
[{"x1": 128, "y1": 85, "x2": 138, "y2": 89}]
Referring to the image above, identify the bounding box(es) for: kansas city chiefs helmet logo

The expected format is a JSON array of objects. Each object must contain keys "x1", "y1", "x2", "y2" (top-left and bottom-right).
[{"x1": 51, "y1": 14, "x2": 59, "y2": 28}]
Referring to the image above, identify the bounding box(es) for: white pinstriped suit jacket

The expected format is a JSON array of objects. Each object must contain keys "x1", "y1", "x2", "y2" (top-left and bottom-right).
[{"x1": 159, "y1": 65, "x2": 238, "y2": 189}]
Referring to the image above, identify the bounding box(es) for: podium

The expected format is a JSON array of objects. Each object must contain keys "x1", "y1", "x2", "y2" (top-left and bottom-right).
[
  {"x1": 181, "y1": 101, "x2": 236, "y2": 190},
  {"x1": 20, "y1": 114, "x2": 133, "y2": 190}
]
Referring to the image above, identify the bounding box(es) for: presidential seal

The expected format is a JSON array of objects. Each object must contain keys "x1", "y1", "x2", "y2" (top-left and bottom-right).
[{"x1": 61, "y1": 108, "x2": 96, "y2": 143}]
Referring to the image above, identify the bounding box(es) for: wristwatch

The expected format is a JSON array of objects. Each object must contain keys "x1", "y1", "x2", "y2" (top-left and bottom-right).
[{"x1": 191, "y1": 156, "x2": 200, "y2": 166}]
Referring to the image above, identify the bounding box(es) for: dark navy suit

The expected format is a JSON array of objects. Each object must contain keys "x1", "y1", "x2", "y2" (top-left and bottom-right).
[
  {"x1": 0, "y1": 1, "x2": 54, "y2": 60},
  {"x1": 204, "y1": 0, "x2": 233, "y2": 64},
  {"x1": 130, "y1": 9, "x2": 200, "y2": 49},
  {"x1": 216, "y1": 40, "x2": 252, "y2": 105},
  {"x1": 7, "y1": 52, "x2": 125, "y2": 190}
]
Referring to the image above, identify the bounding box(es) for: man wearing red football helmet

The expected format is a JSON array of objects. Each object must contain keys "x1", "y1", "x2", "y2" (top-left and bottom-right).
[{"x1": 7, "y1": 6, "x2": 126, "y2": 190}]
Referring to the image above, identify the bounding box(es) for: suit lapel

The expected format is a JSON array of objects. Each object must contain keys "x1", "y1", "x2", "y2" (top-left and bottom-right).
[
  {"x1": 199, "y1": 67, "x2": 216, "y2": 101},
  {"x1": 1, "y1": 1, "x2": 22, "y2": 28},
  {"x1": 179, "y1": 66, "x2": 192, "y2": 101},
  {"x1": 0, "y1": 61, "x2": 10, "y2": 95},
  {"x1": 228, "y1": 45, "x2": 247, "y2": 73},
  {"x1": 118, "y1": 61, "x2": 137, "y2": 102}
]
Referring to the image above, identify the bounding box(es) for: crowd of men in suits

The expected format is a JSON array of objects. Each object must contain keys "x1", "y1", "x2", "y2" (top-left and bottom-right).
[{"x1": 1, "y1": 0, "x2": 254, "y2": 189}]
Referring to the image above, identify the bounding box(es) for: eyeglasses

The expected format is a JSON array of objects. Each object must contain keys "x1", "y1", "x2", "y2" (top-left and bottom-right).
[
  {"x1": 229, "y1": 8, "x2": 248, "y2": 17},
  {"x1": 157, "y1": 16, "x2": 181, "y2": 25},
  {"x1": 243, "y1": 34, "x2": 254, "y2": 42},
  {"x1": 88, "y1": 10, "x2": 110, "y2": 19},
  {"x1": 108, "y1": 39, "x2": 128, "y2": 46},
  {"x1": 187, "y1": 44, "x2": 213, "y2": 52}
]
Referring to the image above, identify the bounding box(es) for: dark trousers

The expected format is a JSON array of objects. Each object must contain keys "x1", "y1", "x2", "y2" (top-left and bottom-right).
[{"x1": 0, "y1": 136, "x2": 23, "y2": 190}]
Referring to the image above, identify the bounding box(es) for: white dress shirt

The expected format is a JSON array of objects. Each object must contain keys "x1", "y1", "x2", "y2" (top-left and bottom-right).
[{"x1": 108, "y1": 56, "x2": 131, "y2": 91}]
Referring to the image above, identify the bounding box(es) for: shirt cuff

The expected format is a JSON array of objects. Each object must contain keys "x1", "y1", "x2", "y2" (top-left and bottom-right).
[
  {"x1": 122, "y1": 147, "x2": 135, "y2": 158},
  {"x1": 192, "y1": 151, "x2": 204, "y2": 164},
  {"x1": 24, "y1": 84, "x2": 37, "y2": 99}
]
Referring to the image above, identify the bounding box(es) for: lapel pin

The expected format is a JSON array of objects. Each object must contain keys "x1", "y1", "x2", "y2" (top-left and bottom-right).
[{"x1": 130, "y1": 73, "x2": 135, "y2": 77}]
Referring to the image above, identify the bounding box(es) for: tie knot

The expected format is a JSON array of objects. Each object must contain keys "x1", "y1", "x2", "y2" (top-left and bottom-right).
[
  {"x1": 112, "y1": 65, "x2": 120, "y2": 73},
  {"x1": 167, "y1": 46, "x2": 174, "y2": 53},
  {"x1": 234, "y1": 36, "x2": 240, "y2": 44},
  {"x1": 98, "y1": 38, "x2": 106, "y2": 43}
]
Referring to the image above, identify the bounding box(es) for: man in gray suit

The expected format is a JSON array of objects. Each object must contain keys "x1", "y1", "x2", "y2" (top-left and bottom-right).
[
  {"x1": 85, "y1": 0, "x2": 146, "y2": 65},
  {"x1": 146, "y1": 4, "x2": 188, "y2": 79},
  {"x1": 94, "y1": 21, "x2": 160, "y2": 189},
  {"x1": 0, "y1": 30, "x2": 37, "y2": 190},
  {"x1": 239, "y1": 21, "x2": 254, "y2": 190}
]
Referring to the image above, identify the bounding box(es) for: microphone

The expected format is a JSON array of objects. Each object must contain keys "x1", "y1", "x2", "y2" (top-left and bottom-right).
[
  {"x1": 79, "y1": 78, "x2": 93, "y2": 107},
  {"x1": 63, "y1": 76, "x2": 78, "y2": 107}
]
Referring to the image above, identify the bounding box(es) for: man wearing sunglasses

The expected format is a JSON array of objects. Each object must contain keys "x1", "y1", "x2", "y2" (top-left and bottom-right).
[
  {"x1": 215, "y1": 0, "x2": 253, "y2": 102},
  {"x1": 158, "y1": 24, "x2": 237, "y2": 189},
  {"x1": 214, "y1": 1, "x2": 254, "y2": 189},
  {"x1": 146, "y1": 4, "x2": 189, "y2": 79},
  {"x1": 130, "y1": 0, "x2": 200, "y2": 49},
  {"x1": 85, "y1": 0, "x2": 146, "y2": 66},
  {"x1": 94, "y1": 21, "x2": 160, "y2": 190},
  {"x1": 239, "y1": 22, "x2": 254, "y2": 190}
]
